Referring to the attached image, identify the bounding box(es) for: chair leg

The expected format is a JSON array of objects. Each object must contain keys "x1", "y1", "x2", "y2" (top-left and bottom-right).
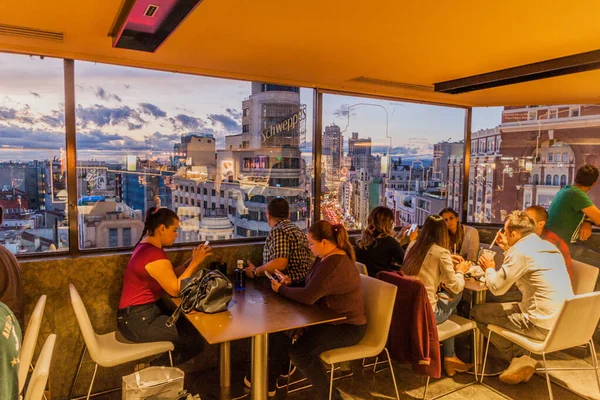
[
  {"x1": 589, "y1": 340, "x2": 600, "y2": 397},
  {"x1": 542, "y1": 352, "x2": 554, "y2": 400},
  {"x1": 423, "y1": 376, "x2": 430, "y2": 400},
  {"x1": 328, "y1": 363, "x2": 335, "y2": 400},
  {"x1": 168, "y1": 351, "x2": 173, "y2": 367},
  {"x1": 384, "y1": 348, "x2": 400, "y2": 400},
  {"x1": 480, "y1": 331, "x2": 492, "y2": 384},
  {"x1": 69, "y1": 346, "x2": 87, "y2": 400},
  {"x1": 286, "y1": 361, "x2": 293, "y2": 394},
  {"x1": 472, "y1": 328, "x2": 478, "y2": 382},
  {"x1": 86, "y1": 363, "x2": 98, "y2": 400}
]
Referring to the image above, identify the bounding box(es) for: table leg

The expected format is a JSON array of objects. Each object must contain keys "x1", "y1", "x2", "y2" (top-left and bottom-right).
[
  {"x1": 251, "y1": 334, "x2": 268, "y2": 400},
  {"x1": 220, "y1": 342, "x2": 231, "y2": 387},
  {"x1": 473, "y1": 290, "x2": 487, "y2": 375}
]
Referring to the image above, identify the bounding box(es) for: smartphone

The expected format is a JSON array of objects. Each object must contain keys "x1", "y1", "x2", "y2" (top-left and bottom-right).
[
  {"x1": 204, "y1": 240, "x2": 209, "y2": 246},
  {"x1": 264, "y1": 271, "x2": 280, "y2": 282},
  {"x1": 407, "y1": 224, "x2": 417, "y2": 235}
]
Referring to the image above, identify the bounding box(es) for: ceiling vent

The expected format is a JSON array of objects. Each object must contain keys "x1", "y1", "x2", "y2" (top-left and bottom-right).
[
  {"x1": 0, "y1": 24, "x2": 64, "y2": 42},
  {"x1": 348, "y1": 76, "x2": 434, "y2": 92}
]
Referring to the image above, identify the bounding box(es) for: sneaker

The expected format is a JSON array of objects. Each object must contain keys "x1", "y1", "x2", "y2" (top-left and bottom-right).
[
  {"x1": 243, "y1": 376, "x2": 276, "y2": 397},
  {"x1": 499, "y1": 355, "x2": 538, "y2": 384}
]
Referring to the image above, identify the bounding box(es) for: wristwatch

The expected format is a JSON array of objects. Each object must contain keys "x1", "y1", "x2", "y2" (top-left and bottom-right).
[{"x1": 251, "y1": 267, "x2": 257, "y2": 278}]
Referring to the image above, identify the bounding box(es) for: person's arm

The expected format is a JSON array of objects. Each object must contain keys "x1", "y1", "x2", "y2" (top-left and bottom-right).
[
  {"x1": 173, "y1": 259, "x2": 191, "y2": 277},
  {"x1": 464, "y1": 226, "x2": 480, "y2": 261},
  {"x1": 278, "y1": 259, "x2": 335, "y2": 304},
  {"x1": 145, "y1": 245, "x2": 211, "y2": 297},
  {"x1": 483, "y1": 250, "x2": 527, "y2": 296},
  {"x1": 247, "y1": 229, "x2": 291, "y2": 278},
  {"x1": 438, "y1": 251, "x2": 465, "y2": 294},
  {"x1": 388, "y1": 237, "x2": 405, "y2": 266},
  {"x1": 582, "y1": 205, "x2": 600, "y2": 225}
]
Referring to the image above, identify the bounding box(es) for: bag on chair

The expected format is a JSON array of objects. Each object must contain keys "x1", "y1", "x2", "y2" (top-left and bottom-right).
[
  {"x1": 166, "y1": 268, "x2": 233, "y2": 327},
  {"x1": 122, "y1": 366, "x2": 184, "y2": 400}
]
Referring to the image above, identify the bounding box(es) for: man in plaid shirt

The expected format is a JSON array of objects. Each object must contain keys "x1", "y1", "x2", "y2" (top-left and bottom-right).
[{"x1": 246, "y1": 198, "x2": 311, "y2": 281}]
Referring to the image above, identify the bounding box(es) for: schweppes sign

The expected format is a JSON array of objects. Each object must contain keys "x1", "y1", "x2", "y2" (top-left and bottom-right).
[{"x1": 261, "y1": 105, "x2": 307, "y2": 143}]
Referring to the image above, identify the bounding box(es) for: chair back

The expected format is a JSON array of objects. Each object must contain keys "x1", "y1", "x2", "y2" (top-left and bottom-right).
[
  {"x1": 18, "y1": 294, "x2": 47, "y2": 394},
  {"x1": 544, "y1": 292, "x2": 600, "y2": 353},
  {"x1": 360, "y1": 274, "x2": 397, "y2": 352},
  {"x1": 355, "y1": 262, "x2": 368, "y2": 275},
  {"x1": 571, "y1": 259, "x2": 599, "y2": 295},
  {"x1": 24, "y1": 334, "x2": 56, "y2": 400},
  {"x1": 69, "y1": 284, "x2": 101, "y2": 362}
]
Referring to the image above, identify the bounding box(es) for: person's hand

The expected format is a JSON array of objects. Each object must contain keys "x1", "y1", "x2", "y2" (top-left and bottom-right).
[
  {"x1": 496, "y1": 230, "x2": 509, "y2": 251},
  {"x1": 271, "y1": 278, "x2": 282, "y2": 293},
  {"x1": 478, "y1": 255, "x2": 496, "y2": 271},
  {"x1": 451, "y1": 254, "x2": 465, "y2": 266},
  {"x1": 455, "y1": 260, "x2": 471, "y2": 274},
  {"x1": 579, "y1": 222, "x2": 593, "y2": 241},
  {"x1": 274, "y1": 269, "x2": 291, "y2": 285},
  {"x1": 245, "y1": 260, "x2": 256, "y2": 278},
  {"x1": 409, "y1": 227, "x2": 419, "y2": 242},
  {"x1": 191, "y1": 243, "x2": 212, "y2": 267}
]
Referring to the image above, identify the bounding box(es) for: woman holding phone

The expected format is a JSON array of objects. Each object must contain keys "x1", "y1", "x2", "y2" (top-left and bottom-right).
[
  {"x1": 117, "y1": 207, "x2": 211, "y2": 365},
  {"x1": 355, "y1": 206, "x2": 417, "y2": 277},
  {"x1": 269, "y1": 220, "x2": 366, "y2": 400},
  {"x1": 439, "y1": 207, "x2": 480, "y2": 261},
  {"x1": 403, "y1": 215, "x2": 473, "y2": 377}
]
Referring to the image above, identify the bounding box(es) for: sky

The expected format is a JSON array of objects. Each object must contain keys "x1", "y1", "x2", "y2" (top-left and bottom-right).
[{"x1": 0, "y1": 52, "x2": 504, "y2": 162}]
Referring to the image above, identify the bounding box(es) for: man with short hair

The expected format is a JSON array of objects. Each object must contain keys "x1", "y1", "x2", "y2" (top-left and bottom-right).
[
  {"x1": 0, "y1": 206, "x2": 24, "y2": 328},
  {"x1": 245, "y1": 197, "x2": 311, "y2": 281},
  {"x1": 525, "y1": 205, "x2": 573, "y2": 284},
  {"x1": 473, "y1": 211, "x2": 574, "y2": 385}
]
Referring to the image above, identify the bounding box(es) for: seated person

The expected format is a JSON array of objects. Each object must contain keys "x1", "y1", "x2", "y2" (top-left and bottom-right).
[
  {"x1": 355, "y1": 206, "x2": 416, "y2": 277},
  {"x1": 0, "y1": 205, "x2": 24, "y2": 329},
  {"x1": 473, "y1": 211, "x2": 574, "y2": 385},
  {"x1": 117, "y1": 207, "x2": 211, "y2": 365},
  {"x1": 403, "y1": 215, "x2": 473, "y2": 376},
  {"x1": 0, "y1": 302, "x2": 21, "y2": 400},
  {"x1": 439, "y1": 207, "x2": 480, "y2": 261},
  {"x1": 268, "y1": 221, "x2": 367, "y2": 400}
]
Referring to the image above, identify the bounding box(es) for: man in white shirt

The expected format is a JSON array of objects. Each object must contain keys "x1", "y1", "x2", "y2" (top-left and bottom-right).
[{"x1": 473, "y1": 211, "x2": 574, "y2": 384}]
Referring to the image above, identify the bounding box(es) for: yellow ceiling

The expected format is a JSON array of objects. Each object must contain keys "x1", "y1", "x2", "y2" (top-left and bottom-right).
[{"x1": 2, "y1": 0, "x2": 600, "y2": 107}]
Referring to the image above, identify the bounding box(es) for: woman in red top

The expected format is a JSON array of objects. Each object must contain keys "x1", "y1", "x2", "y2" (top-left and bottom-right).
[{"x1": 117, "y1": 207, "x2": 212, "y2": 365}]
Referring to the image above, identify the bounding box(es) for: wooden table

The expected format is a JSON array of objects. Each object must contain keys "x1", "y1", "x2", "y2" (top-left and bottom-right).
[
  {"x1": 170, "y1": 278, "x2": 345, "y2": 399},
  {"x1": 464, "y1": 278, "x2": 488, "y2": 374}
]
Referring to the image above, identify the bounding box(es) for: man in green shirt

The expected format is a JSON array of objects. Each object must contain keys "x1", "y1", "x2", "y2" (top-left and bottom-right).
[
  {"x1": 547, "y1": 165, "x2": 600, "y2": 244},
  {"x1": 0, "y1": 302, "x2": 22, "y2": 400}
]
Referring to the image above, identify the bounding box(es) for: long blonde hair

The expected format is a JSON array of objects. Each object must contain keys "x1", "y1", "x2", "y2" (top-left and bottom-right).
[
  {"x1": 357, "y1": 206, "x2": 395, "y2": 250},
  {"x1": 403, "y1": 215, "x2": 449, "y2": 276},
  {"x1": 309, "y1": 220, "x2": 356, "y2": 262}
]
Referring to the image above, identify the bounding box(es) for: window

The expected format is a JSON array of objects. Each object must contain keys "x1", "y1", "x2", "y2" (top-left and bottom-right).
[
  {"x1": 109, "y1": 228, "x2": 118, "y2": 247},
  {"x1": 553, "y1": 175, "x2": 559, "y2": 186},
  {"x1": 549, "y1": 109, "x2": 558, "y2": 119},
  {"x1": 560, "y1": 175, "x2": 567, "y2": 186},
  {"x1": 563, "y1": 152, "x2": 569, "y2": 162},
  {"x1": 548, "y1": 153, "x2": 553, "y2": 162},
  {"x1": 203, "y1": 188, "x2": 208, "y2": 195},
  {"x1": 546, "y1": 174, "x2": 552, "y2": 185},
  {"x1": 528, "y1": 111, "x2": 537, "y2": 121},
  {"x1": 571, "y1": 107, "x2": 580, "y2": 117},
  {"x1": 533, "y1": 174, "x2": 539, "y2": 185},
  {"x1": 242, "y1": 124, "x2": 249, "y2": 133},
  {"x1": 0, "y1": 54, "x2": 69, "y2": 254},
  {"x1": 242, "y1": 108, "x2": 248, "y2": 117},
  {"x1": 123, "y1": 228, "x2": 132, "y2": 247}
]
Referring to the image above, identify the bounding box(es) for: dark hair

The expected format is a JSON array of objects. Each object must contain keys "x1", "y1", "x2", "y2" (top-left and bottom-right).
[
  {"x1": 267, "y1": 197, "x2": 289, "y2": 219},
  {"x1": 575, "y1": 165, "x2": 599, "y2": 187},
  {"x1": 439, "y1": 207, "x2": 464, "y2": 253},
  {"x1": 403, "y1": 215, "x2": 449, "y2": 276},
  {"x1": 357, "y1": 206, "x2": 394, "y2": 250},
  {"x1": 308, "y1": 220, "x2": 355, "y2": 262},
  {"x1": 505, "y1": 210, "x2": 535, "y2": 237},
  {"x1": 136, "y1": 207, "x2": 179, "y2": 246},
  {"x1": 525, "y1": 205, "x2": 548, "y2": 223}
]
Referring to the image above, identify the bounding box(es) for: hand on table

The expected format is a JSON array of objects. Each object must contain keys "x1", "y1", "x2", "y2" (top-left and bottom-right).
[
  {"x1": 455, "y1": 260, "x2": 471, "y2": 274},
  {"x1": 579, "y1": 222, "x2": 593, "y2": 241},
  {"x1": 451, "y1": 254, "x2": 465, "y2": 266},
  {"x1": 245, "y1": 260, "x2": 256, "y2": 278},
  {"x1": 478, "y1": 255, "x2": 496, "y2": 271}
]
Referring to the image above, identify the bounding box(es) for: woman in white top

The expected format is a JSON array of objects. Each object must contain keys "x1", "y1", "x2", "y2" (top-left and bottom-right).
[
  {"x1": 440, "y1": 207, "x2": 480, "y2": 261},
  {"x1": 403, "y1": 215, "x2": 473, "y2": 377}
]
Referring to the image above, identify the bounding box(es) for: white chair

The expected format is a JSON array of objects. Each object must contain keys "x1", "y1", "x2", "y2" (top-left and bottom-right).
[
  {"x1": 19, "y1": 294, "x2": 47, "y2": 395},
  {"x1": 24, "y1": 333, "x2": 56, "y2": 400},
  {"x1": 68, "y1": 284, "x2": 174, "y2": 400},
  {"x1": 355, "y1": 262, "x2": 368, "y2": 275},
  {"x1": 423, "y1": 315, "x2": 478, "y2": 399},
  {"x1": 481, "y1": 292, "x2": 600, "y2": 400},
  {"x1": 320, "y1": 275, "x2": 400, "y2": 400},
  {"x1": 571, "y1": 259, "x2": 599, "y2": 295}
]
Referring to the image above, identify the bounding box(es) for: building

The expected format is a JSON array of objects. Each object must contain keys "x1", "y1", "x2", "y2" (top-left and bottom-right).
[
  {"x1": 348, "y1": 132, "x2": 374, "y2": 173},
  {"x1": 322, "y1": 124, "x2": 343, "y2": 183},
  {"x1": 78, "y1": 198, "x2": 144, "y2": 248}
]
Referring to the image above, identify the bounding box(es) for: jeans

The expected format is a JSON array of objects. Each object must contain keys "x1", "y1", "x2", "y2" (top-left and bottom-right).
[
  {"x1": 434, "y1": 291, "x2": 463, "y2": 358},
  {"x1": 117, "y1": 301, "x2": 204, "y2": 365},
  {"x1": 471, "y1": 302, "x2": 549, "y2": 361}
]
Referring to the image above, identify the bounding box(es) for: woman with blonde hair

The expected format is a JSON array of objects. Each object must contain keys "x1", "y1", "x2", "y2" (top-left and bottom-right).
[
  {"x1": 404, "y1": 215, "x2": 473, "y2": 377},
  {"x1": 355, "y1": 206, "x2": 415, "y2": 277}
]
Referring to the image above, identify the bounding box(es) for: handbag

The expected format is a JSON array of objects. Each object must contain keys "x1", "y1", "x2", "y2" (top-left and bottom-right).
[
  {"x1": 166, "y1": 269, "x2": 233, "y2": 327},
  {"x1": 122, "y1": 366, "x2": 184, "y2": 400}
]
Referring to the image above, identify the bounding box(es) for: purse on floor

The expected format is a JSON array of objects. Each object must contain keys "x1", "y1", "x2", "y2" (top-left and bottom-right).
[{"x1": 166, "y1": 269, "x2": 233, "y2": 327}]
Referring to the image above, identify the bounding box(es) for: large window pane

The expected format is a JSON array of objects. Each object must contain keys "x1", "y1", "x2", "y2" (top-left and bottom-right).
[
  {"x1": 468, "y1": 105, "x2": 600, "y2": 223},
  {"x1": 0, "y1": 54, "x2": 68, "y2": 254},
  {"x1": 75, "y1": 62, "x2": 312, "y2": 249},
  {"x1": 321, "y1": 94, "x2": 465, "y2": 228}
]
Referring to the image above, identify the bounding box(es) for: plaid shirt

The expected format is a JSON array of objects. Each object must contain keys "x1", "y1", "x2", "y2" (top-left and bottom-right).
[{"x1": 263, "y1": 219, "x2": 311, "y2": 281}]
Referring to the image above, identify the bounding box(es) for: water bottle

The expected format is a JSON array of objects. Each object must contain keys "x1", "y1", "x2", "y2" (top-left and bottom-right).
[{"x1": 235, "y1": 260, "x2": 246, "y2": 291}]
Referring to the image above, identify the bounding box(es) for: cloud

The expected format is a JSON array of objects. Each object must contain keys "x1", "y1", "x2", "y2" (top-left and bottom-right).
[
  {"x1": 0, "y1": 107, "x2": 17, "y2": 119},
  {"x1": 208, "y1": 113, "x2": 241, "y2": 133},
  {"x1": 94, "y1": 86, "x2": 122, "y2": 102},
  {"x1": 30, "y1": 92, "x2": 40, "y2": 98},
  {"x1": 128, "y1": 123, "x2": 143, "y2": 130},
  {"x1": 226, "y1": 108, "x2": 242, "y2": 120},
  {"x1": 0, "y1": 124, "x2": 66, "y2": 148},
  {"x1": 169, "y1": 114, "x2": 203, "y2": 131},
  {"x1": 76, "y1": 104, "x2": 145, "y2": 128},
  {"x1": 0, "y1": 106, "x2": 35, "y2": 125},
  {"x1": 139, "y1": 103, "x2": 167, "y2": 118}
]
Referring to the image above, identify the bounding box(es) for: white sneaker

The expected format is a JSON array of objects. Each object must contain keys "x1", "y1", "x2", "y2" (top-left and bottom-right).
[{"x1": 499, "y1": 355, "x2": 538, "y2": 384}]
